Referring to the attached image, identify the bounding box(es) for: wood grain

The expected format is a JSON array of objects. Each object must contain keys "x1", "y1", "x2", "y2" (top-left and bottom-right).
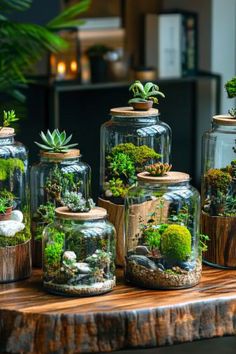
[
  {"x1": 202, "y1": 211, "x2": 236, "y2": 268},
  {"x1": 0, "y1": 267, "x2": 236, "y2": 353}
]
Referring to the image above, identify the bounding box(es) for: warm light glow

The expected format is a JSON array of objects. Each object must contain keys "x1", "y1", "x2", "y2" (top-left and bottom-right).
[
  {"x1": 70, "y1": 60, "x2": 78, "y2": 73},
  {"x1": 57, "y1": 61, "x2": 66, "y2": 75}
]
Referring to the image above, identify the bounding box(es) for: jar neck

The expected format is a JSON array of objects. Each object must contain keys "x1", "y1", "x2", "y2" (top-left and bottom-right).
[
  {"x1": 138, "y1": 180, "x2": 190, "y2": 188},
  {"x1": 111, "y1": 115, "x2": 159, "y2": 124},
  {"x1": 56, "y1": 217, "x2": 106, "y2": 223},
  {"x1": 212, "y1": 122, "x2": 236, "y2": 131},
  {"x1": 40, "y1": 156, "x2": 81, "y2": 164},
  {"x1": 0, "y1": 136, "x2": 15, "y2": 146}
]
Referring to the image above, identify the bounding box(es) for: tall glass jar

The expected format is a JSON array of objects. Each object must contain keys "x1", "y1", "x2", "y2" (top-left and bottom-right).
[
  {"x1": 201, "y1": 115, "x2": 236, "y2": 268},
  {"x1": 125, "y1": 171, "x2": 201, "y2": 289},
  {"x1": 43, "y1": 206, "x2": 116, "y2": 296},
  {"x1": 30, "y1": 149, "x2": 91, "y2": 267},
  {"x1": 99, "y1": 107, "x2": 171, "y2": 265},
  {"x1": 0, "y1": 127, "x2": 31, "y2": 282}
]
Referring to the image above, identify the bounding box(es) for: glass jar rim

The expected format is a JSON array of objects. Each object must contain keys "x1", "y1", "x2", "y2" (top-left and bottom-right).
[
  {"x1": 137, "y1": 171, "x2": 190, "y2": 184},
  {"x1": 110, "y1": 107, "x2": 159, "y2": 118},
  {"x1": 55, "y1": 206, "x2": 107, "y2": 220},
  {"x1": 0, "y1": 127, "x2": 15, "y2": 138}
]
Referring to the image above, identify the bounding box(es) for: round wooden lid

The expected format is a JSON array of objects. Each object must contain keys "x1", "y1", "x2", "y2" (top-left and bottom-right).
[
  {"x1": 137, "y1": 171, "x2": 190, "y2": 184},
  {"x1": 55, "y1": 206, "x2": 107, "y2": 220},
  {"x1": 0, "y1": 127, "x2": 15, "y2": 137},
  {"x1": 110, "y1": 107, "x2": 159, "y2": 117},
  {"x1": 40, "y1": 149, "x2": 80, "y2": 160},
  {"x1": 213, "y1": 115, "x2": 236, "y2": 125}
]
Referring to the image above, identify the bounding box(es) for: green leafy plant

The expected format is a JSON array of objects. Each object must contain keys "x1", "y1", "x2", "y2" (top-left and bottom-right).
[
  {"x1": 35, "y1": 129, "x2": 78, "y2": 153},
  {"x1": 199, "y1": 233, "x2": 210, "y2": 253},
  {"x1": 205, "y1": 169, "x2": 232, "y2": 194},
  {"x1": 108, "y1": 152, "x2": 136, "y2": 181},
  {"x1": 0, "y1": 0, "x2": 90, "y2": 101},
  {"x1": 128, "y1": 80, "x2": 165, "y2": 105},
  {"x1": 105, "y1": 178, "x2": 129, "y2": 198},
  {"x1": 0, "y1": 196, "x2": 13, "y2": 213},
  {"x1": 225, "y1": 77, "x2": 236, "y2": 117},
  {"x1": 34, "y1": 202, "x2": 55, "y2": 224},
  {"x1": 160, "y1": 224, "x2": 192, "y2": 262},
  {"x1": 62, "y1": 191, "x2": 95, "y2": 212},
  {"x1": 0, "y1": 110, "x2": 19, "y2": 130},
  {"x1": 44, "y1": 230, "x2": 64, "y2": 267},
  {"x1": 145, "y1": 162, "x2": 172, "y2": 176}
]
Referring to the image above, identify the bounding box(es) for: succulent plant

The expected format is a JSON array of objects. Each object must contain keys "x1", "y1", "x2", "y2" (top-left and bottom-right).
[
  {"x1": 225, "y1": 77, "x2": 236, "y2": 117},
  {"x1": 145, "y1": 162, "x2": 172, "y2": 176},
  {"x1": 128, "y1": 80, "x2": 165, "y2": 104},
  {"x1": 35, "y1": 129, "x2": 78, "y2": 153},
  {"x1": 62, "y1": 191, "x2": 95, "y2": 212},
  {"x1": 0, "y1": 110, "x2": 19, "y2": 130},
  {"x1": 34, "y1": 202, "x2": 55, "y2": 223}
]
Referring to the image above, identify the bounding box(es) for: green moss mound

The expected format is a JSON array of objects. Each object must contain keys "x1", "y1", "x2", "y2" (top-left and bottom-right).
[
  {"x1": 160, "y1": 224, "x2": 191, "y2": 261},
  {"x1": 0, "y1": 230, "x2": 30, "y2": 247},
  {"x1": 0, "y1": 158, "x2": 25, "y2": 181}
]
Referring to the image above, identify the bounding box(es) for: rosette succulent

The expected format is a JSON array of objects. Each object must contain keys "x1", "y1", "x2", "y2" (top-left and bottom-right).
[
  {"x1": 145, "y1": 162, "x2": 172, "y2": 176},
  {"x1": 35, "y1": 129, "x2": 78, "y2": 153},
  {"x1": 62, "y1": 192, "x2": 95, "y2": 212}
]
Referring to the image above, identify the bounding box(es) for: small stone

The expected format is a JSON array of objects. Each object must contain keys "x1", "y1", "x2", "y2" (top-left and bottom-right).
[
  {"x1": 63, "y1": 251, "x2": 77, "y2": 262},
  {"x1": 128, "y1": 255, "x2": 157, "y2": 270},
  {"x1": 75, "y1": 262, "x2": 91, "y2": 274},
  {"x1": 10, "y1": 210, "x2": 23, "y2": 223},
  {"x1": 0, "y1": 220, "x2": 25, "y2": 237},
  {"x1": 157, "y1": 263, "x2": 165, "y2": 271},
  {"x1": 105, "y1": 190, "x2": 113, "y2": 198},
  {"x1": 178, "y1": 261, "x2": 195, "y2": 271},
  {"x1": 135, "y1": 245, "x2": 150, "y2": 256}
]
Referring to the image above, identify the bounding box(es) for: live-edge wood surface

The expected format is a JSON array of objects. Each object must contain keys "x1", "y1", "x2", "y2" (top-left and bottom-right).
[{"x1": 0, "y1": 267, "x2": 236, "y2": 353}]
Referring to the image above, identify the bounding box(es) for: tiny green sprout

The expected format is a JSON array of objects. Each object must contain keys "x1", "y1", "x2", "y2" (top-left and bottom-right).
[
  {"x1": 0, "y1": 110, "x2": 19, "y2": 129},
  {"x1": 225, "y1": 77, "x2": 236, "y2": 117},
  {"x1": 128, "y1": 80, "x2": 165, "y2": 105}
]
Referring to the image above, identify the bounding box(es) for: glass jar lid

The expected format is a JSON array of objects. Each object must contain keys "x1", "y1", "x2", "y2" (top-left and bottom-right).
[
  {"x1": 213, "y1": 115, "x2": 236, "y2": 126},
  {"x1": 40, "y1": 148, "x2": 80, "y2": 161},
  {"x1": 0, "y1": 127, "x2": 15, "y2": 137},
  {"x1": 137, "y1": 171, "x2": 190, "y2": 184},
  {"x1": 55, "y1": 206, "x2": 107, "y2": 220},
  {"x1": 110, "y1": 107, "x2": 159, "y2": 117}
]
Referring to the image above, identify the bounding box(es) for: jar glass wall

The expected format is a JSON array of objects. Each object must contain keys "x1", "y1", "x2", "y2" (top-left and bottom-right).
[
  {"x1": 43, "y1": 207, "x2": 116, "y2": 296},
  {"x1": 201, "y1": 115, "x2": 236, "y2": 268},
  {"x1": 30, "y1": 149, "x2": 91, "y2": 266},
  {"x1": 125, "y1": 172, "x2": 201, "y2": 289},
  {"x1": 0, "y1": 128, "x2": 31, "y2": 282}
]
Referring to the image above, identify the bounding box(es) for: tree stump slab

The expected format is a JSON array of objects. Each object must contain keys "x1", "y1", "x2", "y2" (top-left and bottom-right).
[{"x1": 0, "y1": 267, "x2": 236, "y2": 353}]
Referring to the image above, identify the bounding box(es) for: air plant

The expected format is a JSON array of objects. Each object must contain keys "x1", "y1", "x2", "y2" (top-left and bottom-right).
[
  {"x1": 128, "y1": 80, "x2": 165, "y2": 105},
  {"x1": 145, "y1": 162, "x2": 172, "y2": 176},
  {"x1": 35, "y1": 129, "x2": 78, "y2": 153},
  {"x1": 225, "y1": 77, "x2": 236, "y2": 117}
]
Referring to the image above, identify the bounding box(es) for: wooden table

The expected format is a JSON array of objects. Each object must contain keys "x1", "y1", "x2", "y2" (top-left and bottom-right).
[{"x1": 0, "y1": 266, "x2": 236, "y2": 354}]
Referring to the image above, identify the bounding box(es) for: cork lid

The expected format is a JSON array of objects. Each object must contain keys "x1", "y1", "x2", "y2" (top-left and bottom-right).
[
  {"x1": 213, "y1": 115, "x2": 236, "y2": 125},
  {"x1": 110, "y1": 107, "x2": 159, "y2": 117},
  {"x1": 0, "y1": 127, "x2": 15, "y2": 137},
  {"x1": 55, "y1": 206, "x2": 107, "y2": 220},
  {"x1": 137, "y1": 171, "x2": 190, "y2": 184},
  {"x1": 40, "y1": 149, "x2": 80, "y2": 160}
]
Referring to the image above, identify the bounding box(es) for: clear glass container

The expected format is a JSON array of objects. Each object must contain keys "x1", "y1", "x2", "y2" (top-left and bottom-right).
[
  {"x1": 201, "y1": 115, "x2": 236, "y2": 268},
  {"x1": 100, "y1": 107, "x2": 171, "y2": 203},
  {"x1": 125, "y1": 171, "x2": 201, "y2": 289},
  {"x1": 43, "y1": 206, "x2": 116, "y2": 296},
  {"x1": 0, "y1": 127, "x2": 31, "y2": 282},
  {"x1": 30, "y1": 149, "x2": 91, "y2": 267}
]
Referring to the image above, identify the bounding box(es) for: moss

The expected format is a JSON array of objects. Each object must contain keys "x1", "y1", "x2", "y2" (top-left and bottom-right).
[
  {"x1": 205, "y1": 169, "x2": 232, "y2": 194},
  {"x1": 160, "y1": 224, "x2": 191, "y2": 262},
  {"x1": 0, "y1": 230, "x2": 29, "y2": 247},
  {"x1": 0, "y1": 158, "x2": 24, "y2": 181},
  {"x1": 110, "y1": 143, "x2": 160, "y2": 166},
  {"x1": 44, "y1": 230, "x2": 64, "y2": 267}
]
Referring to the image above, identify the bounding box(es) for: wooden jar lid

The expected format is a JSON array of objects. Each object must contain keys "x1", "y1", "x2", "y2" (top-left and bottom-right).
[
  {"x1": 213, "y1": 115, "x2": 236, "y2": 125},
  {"x1": 137, "y1": 171, "x2": 190, "y2": 184},
  {"x1": 110, "y1": 107, "x2": 159, "y2": 117},
  {"x1": 55, "y1": 206, "x2": 107, "y2": 220},
  {"x1": 0, "y1": 127, "x2": 15, "y2": 137},
  {"x1": 40, "y1": 149, "x2": 80, "y2": 160}
]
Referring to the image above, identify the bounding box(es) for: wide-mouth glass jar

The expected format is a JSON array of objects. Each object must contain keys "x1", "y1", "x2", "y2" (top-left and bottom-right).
[
  {"x1": 125, "y1": 171, "x2": 201, "y2": 289},
  {"x1": 99, "y1": 107, "x2": 171, "y2": 265},
  {"x1": 0, "y1": 127, "x2": 31, "y2": 282},
  {"x1": 30, "y1": 149, "x2": 91, "y2": 267},
  {"x1": 201, "y1": 115, "x2": 236, "y2": 268},
  {"x1": 43, "y1": 206, "x2": 116, "y2": 296}
]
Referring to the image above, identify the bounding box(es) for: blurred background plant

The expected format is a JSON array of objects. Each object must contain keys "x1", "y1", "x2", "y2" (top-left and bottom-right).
[{"x1": 0, "y1": 0, "x2": 90, "y2": 102}]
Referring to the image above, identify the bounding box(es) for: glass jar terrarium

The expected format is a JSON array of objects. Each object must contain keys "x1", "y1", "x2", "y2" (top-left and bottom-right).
[
  {"x1": 201, "y1": 115, "x2": 236, "y2": 268},
  {"x1": 125, "y1": 170, "x2": 201, "y2": 289},
  {"x1": 30, "y1": 145, "x2": 91, "y2": 267},
  {"x1": 0, "y1": 127, "x2": 31, "y2": 282},
  {"x1": 43, "y1": 206, "x2": 116, "y2": 296},
  {"x1": 99, "y1": 107, "x2": 171, "y2": 265}
]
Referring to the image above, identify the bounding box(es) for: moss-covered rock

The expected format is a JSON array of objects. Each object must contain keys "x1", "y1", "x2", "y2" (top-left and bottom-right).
[{"x1": 160, "y1": 224, "x2": 191, "y2": 262}]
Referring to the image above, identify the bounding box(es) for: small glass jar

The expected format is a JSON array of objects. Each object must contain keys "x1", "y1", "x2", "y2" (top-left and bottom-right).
[
  {"x1": 0, "y1": 128, "x2": 31, "y2": 282},
  {"x1": 30, "y1": 149, "x2": 91, "y2": 267},
  {"x1": 201, "y1": 115, "x2": 236, "y2": 268},
  {"x1": 43, "y1": 206, "x2": 116, "y2": 296},
  {"x1": 99, "y1": 107, "x2": 171, "y2": 265},
  {"x1": 125, "y1": 171, "x2": 201, "y2": 289}
]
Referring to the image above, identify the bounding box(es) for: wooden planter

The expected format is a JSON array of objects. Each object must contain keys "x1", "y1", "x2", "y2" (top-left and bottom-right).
[
  {"x1": 201, "y1": 211, "x2": 236, "y2": 268},
  {"x1": 0, "y1": 240, "x2": 32, "y2": 283}
]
